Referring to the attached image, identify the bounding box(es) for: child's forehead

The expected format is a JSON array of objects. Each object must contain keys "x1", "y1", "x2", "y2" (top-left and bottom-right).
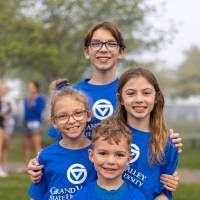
[
  {"x1": 91, "y1": 28, "x2": 116, "y2": 40},
  {"x1": 93, "y1": 136, "x2": 128, "y2": 148},
  {"x1": 55, "y1": 96, "x2": 85, "y2": 109}
]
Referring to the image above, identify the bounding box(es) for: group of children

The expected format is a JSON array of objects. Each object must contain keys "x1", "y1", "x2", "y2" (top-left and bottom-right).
[{"x1": 27, "y1": 21, "x2": 182, "y2": 200}]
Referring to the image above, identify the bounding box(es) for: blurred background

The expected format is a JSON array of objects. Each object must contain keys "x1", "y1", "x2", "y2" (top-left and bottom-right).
[{"x1": 0, "y1": 0, "x2": 199, "y2": 199}]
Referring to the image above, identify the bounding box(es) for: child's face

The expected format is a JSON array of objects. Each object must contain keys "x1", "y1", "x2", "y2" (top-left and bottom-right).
[
  {"x1": 84, "y1": 28, "x2": 124, "y2": 73},
  {"x1": 121, "y1": 76, "x2": 156, "y2": 125},
  {"x1": 89, "y1": 137, "x2": 131, "y2": 183},
  {"x1": 52, "y1": 96, "x2": 90, "y2": 140}
]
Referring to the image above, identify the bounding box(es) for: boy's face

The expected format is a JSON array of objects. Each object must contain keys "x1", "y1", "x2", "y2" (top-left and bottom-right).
[
  {"x1": 89, "y1": 137, "x2": 131, "y2": 184},
  {"x1": 84, "y1": 28, "x2": 124, "y2": 73}
]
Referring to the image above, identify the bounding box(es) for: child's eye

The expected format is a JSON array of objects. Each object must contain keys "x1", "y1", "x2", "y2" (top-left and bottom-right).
[
  {"x1": 144, "y1": 92, "x2": 152, "y2": 95},
  {"x1": 116, "y1": 153, "x2": 126, "y2": 158},
  {"x1": 98, "y1": 152, "x2": 107, "y2": 156},
  {"x1": 126, "y1": 91, "x2": 136, "y2": 96}
]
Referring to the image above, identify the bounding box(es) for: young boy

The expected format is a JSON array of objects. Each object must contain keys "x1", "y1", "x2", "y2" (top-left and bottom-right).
[{"x1": 73, "y1": 117, "x2": 146, "y2": 200}]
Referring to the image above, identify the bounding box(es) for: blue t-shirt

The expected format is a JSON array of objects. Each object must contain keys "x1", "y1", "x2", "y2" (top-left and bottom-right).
[
  {"x1": 48, "y1": 78, "x2": 118, "y2": 140},
  {"x1": 123, "y1": 126, "x2": 178, "y2": 200},
  {"x1": 73, "y1": 180, "x2": 146, "y2": 200},
  {"x1": 24, "y1": 95, "x2": 46, "y2": 122},
  {"x1": 28, "y1": 142, "x2": 97, "y2": 200}
]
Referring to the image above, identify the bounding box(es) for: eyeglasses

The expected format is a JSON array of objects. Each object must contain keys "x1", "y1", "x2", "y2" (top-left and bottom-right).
[
  {"x1": 54, "y1": 110, "x2": 87, "y2": 124},
  {"x1": 88, "y1": 40, "x2": 119, "y2": 51}
]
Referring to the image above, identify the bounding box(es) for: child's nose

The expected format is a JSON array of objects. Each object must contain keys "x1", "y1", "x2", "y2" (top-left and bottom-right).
[
  {"x1": 67, "y1": 115, "x2": 76, "y2": 123},
  {"x1": 107, "y1": 155, "x2": 117, "y2": 164}
]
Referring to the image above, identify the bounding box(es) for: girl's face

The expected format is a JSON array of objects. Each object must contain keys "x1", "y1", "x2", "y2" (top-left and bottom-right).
[
  {"x1": 89, "y1": 137, "x2": 131, "y2": 185},
  {"x1": 84, "y1": 28, "x2": 124, "y2": 72},
  {"x1": 121, "y1": 76, "x2": 156, "y2": 125},
  {"x1": 52, "y1": 96, "x2": 90, "y2": 140}
]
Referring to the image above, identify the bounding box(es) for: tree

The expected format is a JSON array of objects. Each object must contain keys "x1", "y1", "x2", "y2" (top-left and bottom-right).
[
  {"x1": 1, "y1": 0, "x2": 169, "y2": 90},
  {"x1": 175, "y1": 46, "x2": 200, "y2": 97}
]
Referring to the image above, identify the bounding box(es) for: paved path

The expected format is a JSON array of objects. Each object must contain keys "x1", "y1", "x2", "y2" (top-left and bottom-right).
[
  {"x1": 178, "y1": 169, "x2": 200, "y2": 183},
  {"x1": 3, "y1": 163, "x2": 200, "y2": 183}
]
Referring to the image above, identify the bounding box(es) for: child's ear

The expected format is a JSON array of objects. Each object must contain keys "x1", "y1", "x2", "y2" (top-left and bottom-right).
[
  {"x1": 86, "y1": 111, "x2": 92, "y2": 122},
  {"x1": 88, "y1": 149, "x2": 94, "y2": 163},
  {"x1": 51, "y1": 117, "x2": 57, "y2": 128},
  {"x1": 83, "y1": 47, "x2": 90, "y2": 59},
  {"x1": 117, "y1": 49, "x2": 125, "y2": 59}
]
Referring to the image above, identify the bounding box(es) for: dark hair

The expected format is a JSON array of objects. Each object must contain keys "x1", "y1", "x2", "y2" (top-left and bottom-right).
[
  {"x1": 30, "y1": 81, "x2": 40, "y2": 92},
  {"x1": 84, "y1": 21, "x2": 126, "y2": 51}
]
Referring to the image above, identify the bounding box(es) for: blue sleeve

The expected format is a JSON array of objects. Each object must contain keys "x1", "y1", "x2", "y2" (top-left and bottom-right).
[
  {"x1": 154, "y1": 138, "x2": 179, "y2": 199},
  {"x1": 28, "y1": 179, "x2": 46, "y2": 200},
  {"x1": 48, "y1": 126, "x2": 62, "y2": 141},
  {"x1": 28, "y1": 152, "x2": 47, "y2": 199},
  {"x1": 31, "y1": 97, "x2": 46, "y2": 115}
]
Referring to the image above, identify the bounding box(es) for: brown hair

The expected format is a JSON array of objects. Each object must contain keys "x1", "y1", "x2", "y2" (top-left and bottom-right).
[
  {"x1": 50, "y1": 79, "x2": 91, "y2": 119},
  {"x1": 116, "y1": 67, "x2": 168, "y2": 165},
  {"x1": 84, "y1": 21, "x2": 126, "y2": 52},
  {"x1": 92, "y1": 117, "x2": 132, "y2": 152}
]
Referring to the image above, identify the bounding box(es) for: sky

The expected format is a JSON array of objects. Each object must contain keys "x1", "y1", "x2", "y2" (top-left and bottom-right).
[{"x1": 147, "y1": 0, "x2": 200, "y2": 68}]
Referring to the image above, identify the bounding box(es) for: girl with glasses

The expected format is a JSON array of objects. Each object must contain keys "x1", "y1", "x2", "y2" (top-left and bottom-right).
[{"x1": 28, "y1": 80, "x2": 96, "y2": 200}]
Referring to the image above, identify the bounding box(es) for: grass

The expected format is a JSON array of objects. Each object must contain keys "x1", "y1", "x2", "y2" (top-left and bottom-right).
[
  {"x1": 173, "y1": 184, "x2": 200, "y2": 200},
  {"x1": 0, "y1": 174, "x2": 30, "y2": 200},
  {"x1": 0, "y1": 174, "x2": 199, "y2": 200}
]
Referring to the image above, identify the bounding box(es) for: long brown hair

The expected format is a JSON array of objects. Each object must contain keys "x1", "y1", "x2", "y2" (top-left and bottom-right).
[{"x1": 115, "y1": 67, "x2": 168, "y2": 165}]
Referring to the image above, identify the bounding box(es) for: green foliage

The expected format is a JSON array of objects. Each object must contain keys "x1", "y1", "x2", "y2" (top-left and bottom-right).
[
  {"x1": 175, "y1": 46, "x2": 200, "y2": 97},
  {"x1": 0, "y1": 0, "x2": 167, "y2": 89}
]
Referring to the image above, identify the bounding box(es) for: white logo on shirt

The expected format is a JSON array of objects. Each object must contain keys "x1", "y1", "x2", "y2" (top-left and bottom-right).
[
  {"x1": 67, "y1": 164, "x2": 87, "y2": 184},
  {"x1": 130, "y1": 144, "x2": 140, "y2": 163},
  {"x1": 92, "y1": 99, "x2": 114, "y2": 120}
]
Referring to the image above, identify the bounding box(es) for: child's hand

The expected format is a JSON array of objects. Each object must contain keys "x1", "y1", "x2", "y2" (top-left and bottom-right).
[
  {"x1": 169, "y1": 129, "x2": 183, "y2": 153},
  {"x1": 160, "y1": 171, "x2": 179, "y2": 192},
  {"x1": 27, "y1": 158, "x2": 44, "y2": 183}
]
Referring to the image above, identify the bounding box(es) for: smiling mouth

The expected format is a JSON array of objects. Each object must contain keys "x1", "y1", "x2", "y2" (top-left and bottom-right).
[
  {"x1": 133, "y1": 106, "x2": 146, "y2": 113},
  {"x1": 66, "y1": 126, "x2": 80, "y2": 131}
]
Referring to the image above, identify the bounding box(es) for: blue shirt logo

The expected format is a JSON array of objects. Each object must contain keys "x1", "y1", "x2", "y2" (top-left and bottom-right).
[{"x1": 92, "y1": 99, "x2": 114, "y2": 120}]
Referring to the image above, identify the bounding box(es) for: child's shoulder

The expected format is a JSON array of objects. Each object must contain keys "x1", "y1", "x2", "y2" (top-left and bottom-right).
[
  {"x1": 126, "y1": 182, "x2": 146, "y2": 200},
  {"x1": 39, "y1": 143, "x2": 59, "y2": 156}
]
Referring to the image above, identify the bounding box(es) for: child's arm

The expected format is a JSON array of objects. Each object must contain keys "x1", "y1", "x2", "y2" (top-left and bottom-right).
[
  {"x1": 154, "y1": 193, "x2": 168, "y2": 200},
  {"x1": 169, "y1": 129, "x2": 183, "y2": 153}
]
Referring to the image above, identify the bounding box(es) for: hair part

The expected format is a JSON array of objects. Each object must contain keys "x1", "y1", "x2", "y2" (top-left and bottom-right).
[
  {"x1": 115, "y1": 67, "x2": 168, "y2": 165},
  {"x1": 92, "y1": 117, "x2": 132, "y2": 152},
  {"x1": 84, "y1": 21, "x2": 126, "y2": 52}
]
